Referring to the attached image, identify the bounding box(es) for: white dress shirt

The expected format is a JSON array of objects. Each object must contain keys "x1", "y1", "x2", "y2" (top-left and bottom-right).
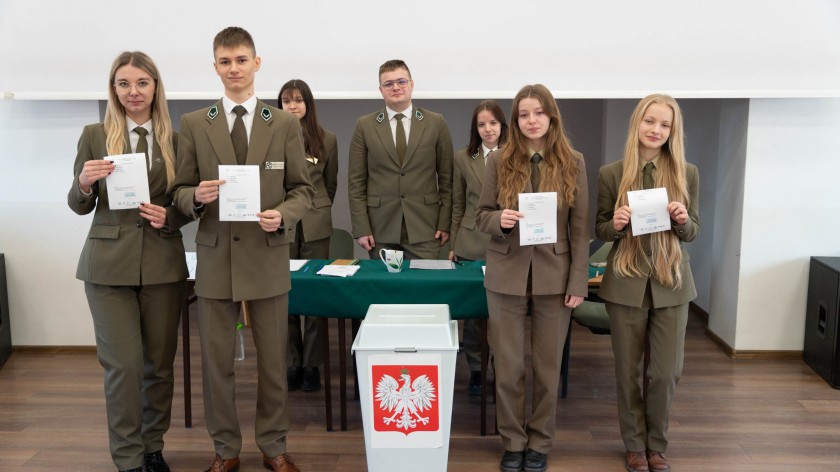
[{"x1": 386, "y1": 104, "x2": 413, "y2": 148}]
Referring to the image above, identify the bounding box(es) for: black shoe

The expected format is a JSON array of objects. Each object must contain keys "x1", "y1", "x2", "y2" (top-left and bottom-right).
[
  {"x1": 468, "y1": 370, "x2": 481, "y2": 396},
  {"x1": 287, "y1": 366, "x2": 303, "y2": 391},
  {"x1": 302, "y1": 366, "x2": 321, "y2": 391},
  {"x1": 500, "y1": 450, "x2": 524, "y2": 472},
  {"x1": 523, "y1": 448, "x2": 547, "y2": 472},
  {"x1": 119, "y1": 469, "x2": 141, "y2": 472},
  {"x1": 143, "y1": 450, "x2": 170, "y2": 472}
]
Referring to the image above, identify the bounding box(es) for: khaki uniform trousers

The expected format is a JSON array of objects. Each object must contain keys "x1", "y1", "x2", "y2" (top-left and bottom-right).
[
  {"x1": 198, "y1": 294, "x2": 291, "y2": 459},
  {"x1": 487, "y1": 290, "x2": 571, "y2": 453},
  {"x1": 606, "y1": 283, "x2": 688, "y2": 452},
  {"x1": 85, "y1": 281, "x2": 184, "y2": 471}
]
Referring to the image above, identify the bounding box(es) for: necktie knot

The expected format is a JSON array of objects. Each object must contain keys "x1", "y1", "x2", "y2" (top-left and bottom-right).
[
  {"x1": 133, "y1": 126, "x2": 148, "y2": 137},
  {"x1": 233, "y1": 105, "x2": 247, "y2": 118},
  {"x1": 531, "y1": 153, "x2": 542, "y2": 164},
  {"x1": 643, "y1": 162, "x2": 654, "y2": 174},
  {"x1": 394, "y1": 113, "x2": 405, "y2": 121}
]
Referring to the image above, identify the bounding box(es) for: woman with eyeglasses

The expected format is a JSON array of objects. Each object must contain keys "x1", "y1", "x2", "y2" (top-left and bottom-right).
[
  {"x1": 476, "y1": 84, "x2": 588, "y2": 472},
  {"x1": 277, "y1": 79, "x2": 338, "y2": 392},
  {"x1": 449, "y1": 100, "x2": 508, "y2": 396},
  {"x1": 68, "y1": 51, "x2": 189, "y2": 472}
]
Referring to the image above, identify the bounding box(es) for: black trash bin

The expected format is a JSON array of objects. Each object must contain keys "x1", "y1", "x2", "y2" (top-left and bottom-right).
[{"x1": 803, "y1": 256, "x2": 840, "y2": 389}]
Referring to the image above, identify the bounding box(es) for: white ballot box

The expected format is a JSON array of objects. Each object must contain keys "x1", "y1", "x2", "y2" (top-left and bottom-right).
[{"x1": 351, "y1": 304, "x2": 459, "y2": 472}]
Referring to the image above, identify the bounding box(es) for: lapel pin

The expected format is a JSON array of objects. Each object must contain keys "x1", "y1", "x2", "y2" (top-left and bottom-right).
[
  {"x1": 207, "y1": 106, "x2": 218, "y2": 120},
  {"x1": 471, "y1": 151, "x2": 480, "y2": 159},
  {"x1": 376, "y1": 112, "x2": 385, "y2": 123},
  {"x1": 415, "y1": 109, "x2": 424, "y2": 121},
  {"x1": 261, "y1": 107, "x2": 272, "y2": 121}
]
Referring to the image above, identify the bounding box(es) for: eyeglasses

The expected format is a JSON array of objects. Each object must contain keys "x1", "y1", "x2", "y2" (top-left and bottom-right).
[
  {"x1": 114, "y1": 80, "x2": 153, "y2": 93},
  {"x1": 381, "y1": 78, "x2": 411, "y2": 90}
]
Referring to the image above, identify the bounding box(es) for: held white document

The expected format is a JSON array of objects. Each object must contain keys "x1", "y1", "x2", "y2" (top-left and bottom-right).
[
  {"x1": 105, "y1": 153, "x2": 150, "y2": 209},
  {"x1": 518, "y1": 192, "x2": 557, "y2": 246},
  {"x1": 218, "y1": 165, "x2": 260, "y2": 221},
  {"x1": 627, "y1": 187, "x2": 670, "y2": 235}
]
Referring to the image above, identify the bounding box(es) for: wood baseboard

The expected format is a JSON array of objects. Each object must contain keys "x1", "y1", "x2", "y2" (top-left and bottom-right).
[
  {"x1": 13, "y1": 345, "x2": 97, "y2": 354},
  {"x1": 703, "y1": 325, "x2": 802, "y2": 360}
]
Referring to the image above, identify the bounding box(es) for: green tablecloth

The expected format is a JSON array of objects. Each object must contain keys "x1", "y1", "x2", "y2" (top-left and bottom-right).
[{"x1": 289, "y1": 259, "x2": 488, "y2": 320}]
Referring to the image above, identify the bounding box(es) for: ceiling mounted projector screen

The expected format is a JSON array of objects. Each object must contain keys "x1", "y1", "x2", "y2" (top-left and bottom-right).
[{"x1": 1, "y1": 0, "x2": 839, "y2": 99}]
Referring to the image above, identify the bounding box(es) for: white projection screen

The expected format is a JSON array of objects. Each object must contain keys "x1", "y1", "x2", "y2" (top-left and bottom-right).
[{"x1": 1, "y1": 0, "x2": 839, "y2": 100}]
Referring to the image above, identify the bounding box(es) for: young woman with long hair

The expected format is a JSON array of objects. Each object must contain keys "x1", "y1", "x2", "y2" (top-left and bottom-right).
[
  {"x1": 476, "y1": 84, "x2": 589, "y2": 472},
  {"x1": 68, "y1": 51, "x2": 189, "y2": 472},
  {"x1": 595, "y1": 93, "x2": 699, "y2": 472}
]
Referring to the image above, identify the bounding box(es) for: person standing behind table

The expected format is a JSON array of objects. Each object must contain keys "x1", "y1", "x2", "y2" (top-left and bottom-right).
[
  {"x1": 68, "y1": 51, "x2": 189, "y2": 472},
  {"x1": 348, "y1": 59, "x2": 454, "y2": 260},
  {"x1": 448, "y1": 100, "x2": 508, "y2": 396},
  {"x1": 171, "y1": 26, "x2": 313, "y2": 472},
  {"x1": 476, "y1": 84, "x2": 589, "y2": 472},
  {"x1": 595, "y1": 94, "x2": 699, "y2": 472},
  {"x1": 277, "y1": 79, "x2": 338, "y2": 393}
]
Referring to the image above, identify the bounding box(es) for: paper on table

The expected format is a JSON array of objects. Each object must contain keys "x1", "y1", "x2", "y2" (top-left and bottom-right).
[
  {"x1": 317, "y1": 265, "x2": 361, "y2": 277},
  {"x1": 105, "y1": 153, "x2": 150, "y2": 209},
  {"x1": 518, "y1": 192, "x2": 557, "y2": 246},
  {"x1": 218, "y1": 165, "x2": 260, "y2": 221},
  {"x1": 627, "y1": 187, "x2": 670, "y2": 235},
  {"x1": 185, "y1": 251, "x2": 197, "y2": 280},
  {"x1": 290, "y1": 259, "x2": 309, "y2": 271},
  {"x1": 409, "y1": 259, "x2": 454, "y2": 270}
]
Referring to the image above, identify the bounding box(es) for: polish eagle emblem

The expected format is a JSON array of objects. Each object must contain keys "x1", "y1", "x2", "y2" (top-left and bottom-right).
[{"x1": 375, "y1": 367, "x2": 437, "y2": 431}]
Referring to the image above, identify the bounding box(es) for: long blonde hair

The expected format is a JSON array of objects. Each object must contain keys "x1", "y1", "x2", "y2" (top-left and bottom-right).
[
  {"x1": 496, "y1": 84, "x2": 582, "y2": 210},
  {"x1": 104, "y1": 51, "x2": 176, "y2": 189},
  {"x1": 612, "y1": 94, "x2": 688, "y2": 289}
]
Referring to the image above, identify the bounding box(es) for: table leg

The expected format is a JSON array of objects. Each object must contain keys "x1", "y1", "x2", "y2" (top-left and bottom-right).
[
  {"x1": 182, "y1": 294, "x2": 194, "y2": 428},
  {"x1": 480, "y1": 318, "x2": 488, "y2": 436},
  {"x1": 321, "y1": 317, "x2": 333, "y2": 432},
  {"x1": 338, "y1": 318, "x2": 347, "y2": 431}
]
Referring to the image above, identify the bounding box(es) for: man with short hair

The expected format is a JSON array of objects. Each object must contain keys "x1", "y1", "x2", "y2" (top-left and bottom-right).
[
  {"x1": 172, "y1": 26, "x2": 312, "y2": 472},
  {"x1": 348, "y1": 59, "x2": 454, "y2": 260}
]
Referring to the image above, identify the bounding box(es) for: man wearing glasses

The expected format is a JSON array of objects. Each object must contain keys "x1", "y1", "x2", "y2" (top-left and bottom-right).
[{"x1": 348, "y1": 59, "x2": 454, "y2": 260}]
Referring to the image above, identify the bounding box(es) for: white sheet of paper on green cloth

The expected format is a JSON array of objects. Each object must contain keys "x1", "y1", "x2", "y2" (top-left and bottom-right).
[{"x1": 627, "y1": 187, "x2": 670, "y2": 235}]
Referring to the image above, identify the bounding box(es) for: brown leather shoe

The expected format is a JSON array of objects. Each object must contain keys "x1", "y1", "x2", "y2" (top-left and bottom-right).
[
  {"x1": 262, "y1": 453, "x2": 301, "y2": 472},
  {"x1": 205, "y1": 454, "x2": 240, "y2": 472},
  {"x1": 625, "y1": 450, "x2": 649, "y2": 472},
  {"x1": 646, "y1": 450, "x2": 670, "y2": 472}
]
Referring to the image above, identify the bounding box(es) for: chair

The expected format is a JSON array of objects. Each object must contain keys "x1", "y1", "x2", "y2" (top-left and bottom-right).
[{"x1": 329, "y1": 228, "x2": 354, "y2": 259}]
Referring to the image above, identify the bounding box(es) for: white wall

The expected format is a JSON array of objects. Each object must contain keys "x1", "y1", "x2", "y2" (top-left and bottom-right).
[
  {"x1": 0, "y1": 100, "x2": 100, "y2": 345},
  {"x1": 735, "y1": 98, "x2": 840, "y2": 350}
]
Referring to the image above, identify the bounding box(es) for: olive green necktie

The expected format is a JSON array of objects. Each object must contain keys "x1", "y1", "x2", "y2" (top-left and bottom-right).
[
  {"x1": 643, "y1": 162, "x2": 655, "y2": 190},
  {"x1": 133, "y1": 126, "x2": 150, "y2": 171},
  {"x1": 394, "y1": 113, "x2": 406, "y2": 164},
  {"x1": 530, "y1": 153, "x2": 542, "y2": 192},
  {"x1": 232, "y1": 105, "x2": 248, "y2": 165}
]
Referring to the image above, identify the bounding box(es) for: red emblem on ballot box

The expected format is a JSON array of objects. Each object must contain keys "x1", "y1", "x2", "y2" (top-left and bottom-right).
[{"x1": 372, "y1": 365, "x2": 439, "y2": 434}]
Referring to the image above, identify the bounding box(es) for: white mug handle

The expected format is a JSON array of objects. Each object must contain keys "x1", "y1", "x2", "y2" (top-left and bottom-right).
[{"x1": 379, "y1": 248, "x2": 387, "y2": 264}]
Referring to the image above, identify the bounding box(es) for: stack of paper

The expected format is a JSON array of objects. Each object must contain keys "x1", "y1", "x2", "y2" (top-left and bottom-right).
[
  {"x1": 409, "y1": 260, "x2": 454, "y2": 270},
  {"x1": 317, "y1": 265, "x2": 361, "y2": 277}
]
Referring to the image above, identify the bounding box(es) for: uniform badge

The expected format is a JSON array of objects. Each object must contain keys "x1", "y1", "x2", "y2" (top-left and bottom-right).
[
  {"x1": 261, "y1": 107, "x2": 272, "y2": 121},
  {"x1": 415, "y1": 109, "x2": 424, "y2": 121},
  {"x1": 265, "y1": 161, "x2": 284, "y2": 170},
  {"x1": 471, "y1": 151, "x2": 480, "y2": 160},
  {"x1": 207, "y1": 106, "x2": 219, "y2": 120},
  {"x1": 376, "y1": 112, "x2": 386, "y2": 123},
  {"x1": 305, "y1": 156, "x2": 319, "y2": 165}
]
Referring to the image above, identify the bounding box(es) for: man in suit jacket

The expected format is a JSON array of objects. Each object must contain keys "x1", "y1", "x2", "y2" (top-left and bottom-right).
[
  {"x1": 171, "y1": 27, "x2": 311, "y2": 472},
  {"x1": 348, "y1": 59, "x2": 453, "y2": 260}
]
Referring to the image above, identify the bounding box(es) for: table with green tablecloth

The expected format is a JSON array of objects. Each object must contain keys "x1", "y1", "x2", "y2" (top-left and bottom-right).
[{"x1": 181, "y1": 259, "x2": 494, "y2": 434}]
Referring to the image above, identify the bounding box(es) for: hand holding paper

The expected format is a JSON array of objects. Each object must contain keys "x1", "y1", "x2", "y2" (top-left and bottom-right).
[
  {"x1": 627, "y1": 187, "x2": 670, "y2": 235},
  {"x1": 518, "y1": 192, "x2": 558, "y2": 246}
]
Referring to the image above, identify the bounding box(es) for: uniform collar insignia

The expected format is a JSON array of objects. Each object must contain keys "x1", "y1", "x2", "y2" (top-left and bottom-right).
[
  {"x1": 471, "y1": 151, "x2": 480, "y2": 159},
  {"x1": 207, "y1": 106, "x2": 219, "y2": 120},
  {"x1": 261, "y1": 107, "x2": 272, "y2": 121},
  {"x1": 376, "y1": 112, "x2": 385, "y2": 123},
  {"x1": 415, "y1": 109, "x2": 424, "y2": 121}
]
